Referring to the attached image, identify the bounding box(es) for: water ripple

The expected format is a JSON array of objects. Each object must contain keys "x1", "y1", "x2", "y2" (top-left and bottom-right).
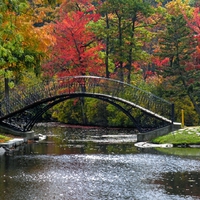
[{"x1": 1, "y1": 154, "x2": 199, "y2": 200}]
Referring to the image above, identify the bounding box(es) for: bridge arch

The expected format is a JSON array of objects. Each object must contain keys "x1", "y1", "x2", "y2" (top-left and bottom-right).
[
  {"x1": 22, "y1": 93, "x2": 143, "y2": 132},
  {"x1": 0, "y1": 76, "x2": 174, "y2": 133}
]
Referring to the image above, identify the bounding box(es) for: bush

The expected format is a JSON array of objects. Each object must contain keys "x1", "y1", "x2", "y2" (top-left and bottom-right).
[{"x1": 173, "y1": 97, "x2": 200, "y2": 126}]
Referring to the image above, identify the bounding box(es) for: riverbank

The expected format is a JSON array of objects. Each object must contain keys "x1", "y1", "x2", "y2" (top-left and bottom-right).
[
  {"x1": 151, "y1": 126, "x2": 200, "y2": 146},
  {"x1": 0, "y1": 130, "x2": 47, "y2": 155},
  {"x1": 1, "y1": 125, "x2": 200, "y2": 152},
  {"x1": 0, "y1": 137, "x2": 27, "y2": 155}
]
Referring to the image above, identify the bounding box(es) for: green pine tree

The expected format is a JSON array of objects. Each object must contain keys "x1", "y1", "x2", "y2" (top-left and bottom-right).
[{"x1": 158, "y1": 14, "x2": 200, "y2": 118}]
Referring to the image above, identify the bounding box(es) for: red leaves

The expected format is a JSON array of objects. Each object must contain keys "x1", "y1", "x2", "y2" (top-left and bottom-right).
[
  {"x1": 184, "y1": 8, "x2": 200, "y2": 35},
  {"x1": 152, "y1": 57, "x2": 170, "y2": 67},
  {"x1": 43, "y1": 6, "x2": 104, "y2": 78}
]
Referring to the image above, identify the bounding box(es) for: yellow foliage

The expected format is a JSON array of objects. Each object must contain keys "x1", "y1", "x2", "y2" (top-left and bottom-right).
[
  {"x1": 13, "y1": 12, "x2": 55, "y2": 54},
  {"x1": 0, "y1": 0, "x2": 58, "y2": 79},
  {"x1": 165, "y1": 0, "x2": 194, "y2": 17}
]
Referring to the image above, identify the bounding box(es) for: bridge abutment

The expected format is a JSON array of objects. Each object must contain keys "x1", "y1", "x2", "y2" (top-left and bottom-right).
[
  {"x1": 0, "y1": 125, "x2": 35, "y2": 140},
  {"x1": 137, "y1": 122, "x2": 181, "y2": 142}
]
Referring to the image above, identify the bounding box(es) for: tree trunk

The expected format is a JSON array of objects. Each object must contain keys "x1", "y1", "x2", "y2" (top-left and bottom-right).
[
  {"x1": 105, "y1": 12, "x2": 110, "y2": 78},
  {"x1": 116, "y1": 12, "x2": 124, "y2": 82},
  {"x1": 127, "y1": 16, "x2": 136, "y2": 84}
]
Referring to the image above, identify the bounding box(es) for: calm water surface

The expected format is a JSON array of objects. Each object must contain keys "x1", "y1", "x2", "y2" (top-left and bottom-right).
[{"x1": 0, "y1": 124, "x2": 200, "y2": 200}]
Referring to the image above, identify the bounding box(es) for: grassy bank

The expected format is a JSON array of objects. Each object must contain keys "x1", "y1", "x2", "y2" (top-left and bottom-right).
[{"x1": 152, "y1": 127, "x2": 200, "y2": 145}]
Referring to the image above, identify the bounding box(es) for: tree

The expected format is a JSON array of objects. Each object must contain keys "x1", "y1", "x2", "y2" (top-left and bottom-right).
[
  {"x1": 156, "y1": 1, "x2": 200, "y2": 120},
  {"x1": 43, "y1": 1, "x2": 105, "y2": 124},
  {"x1": 0, "y1": 0, "x2": 34, "y2": 102},
  {"x1": 94, "y1": 0, "x2": 113, "y2": 78},
  {"x1": 94, "y1": 0, "x2": 155, "y2": 83},
  {"x1": 0, "y1": 0, "x2": 53, "y2": 102},
  {"x1": 181, "y1": 6, "x2": 200, "y2": 117},
  {"x1": 43, "y1": 2, "x2": 104, "y2": 78},
  {"x1": 123, "y1": 1, "x2": 154, "y2": 84}
]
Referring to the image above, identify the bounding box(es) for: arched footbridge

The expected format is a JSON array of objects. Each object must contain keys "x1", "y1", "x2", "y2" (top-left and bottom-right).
[{"x1": 0, "y1": 76, "x2": 175, "y2": 133}]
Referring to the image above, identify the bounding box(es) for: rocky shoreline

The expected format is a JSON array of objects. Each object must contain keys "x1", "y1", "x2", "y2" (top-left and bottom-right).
[
  {"x1": 0, "y1": 134, "x2": 46, "y2": 156},
  {"x1": 0, "y1": 138, "x2": 27, "y2": 155}
]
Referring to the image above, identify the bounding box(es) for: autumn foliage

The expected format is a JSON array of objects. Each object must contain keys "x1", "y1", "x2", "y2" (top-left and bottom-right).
[
  {"x1": 43, "y1": 10, "x2": 104, "y2": 78},
  {"x1": 2, "y1": 0, "x2": 200, "y2": 124}
]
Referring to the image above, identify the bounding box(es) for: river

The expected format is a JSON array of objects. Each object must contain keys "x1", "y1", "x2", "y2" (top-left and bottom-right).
[{"x1": 0, "y1": 123, "x2": 200, "y2": 200}]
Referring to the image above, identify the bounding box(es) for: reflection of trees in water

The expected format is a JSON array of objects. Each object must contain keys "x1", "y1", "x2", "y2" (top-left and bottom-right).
[
  {"x1": 33, "y1": 124, "x2": 138, "y2": 155},
  {"x1": 154, "y1": 171, "x2": 200, "y2": 198},
  {"x1": 54, "y1": 135, "x2": 138, "y2": 155}
]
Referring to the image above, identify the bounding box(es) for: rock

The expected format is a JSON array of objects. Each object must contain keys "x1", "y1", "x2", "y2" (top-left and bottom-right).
[
  {"x1": 0, "y1": 147, "x2": 6, "y2": 155},
  {"x1": 134, "y1": 142, "x2": 173, "y2": 148}
]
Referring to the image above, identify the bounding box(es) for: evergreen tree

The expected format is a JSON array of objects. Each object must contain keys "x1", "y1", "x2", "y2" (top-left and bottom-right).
[{"x1": 158, "y1": 14, "x2": 200, "y2": 116}]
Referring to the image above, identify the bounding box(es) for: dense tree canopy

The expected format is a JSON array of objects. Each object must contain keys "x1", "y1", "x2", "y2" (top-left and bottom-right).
[
  {"x1": 1, "y1": 0, "x2": 200, "y2": 125},
  {"x1": 43, "y1": 5, "x2": 104, "y2": 77},
  {"x1": 0, "y1": 0, "x2": 54, "y2": 99}
]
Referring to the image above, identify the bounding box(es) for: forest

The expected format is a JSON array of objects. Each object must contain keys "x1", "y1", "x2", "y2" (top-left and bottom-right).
[{"x1": 0, "y1": 0, "x2": 200, "y2": 127}]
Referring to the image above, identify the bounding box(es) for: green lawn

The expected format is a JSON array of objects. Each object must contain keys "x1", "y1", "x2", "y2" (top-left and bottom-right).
[{"x1": 152, "y1": 127, "x2": 200, "y2": 145}]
